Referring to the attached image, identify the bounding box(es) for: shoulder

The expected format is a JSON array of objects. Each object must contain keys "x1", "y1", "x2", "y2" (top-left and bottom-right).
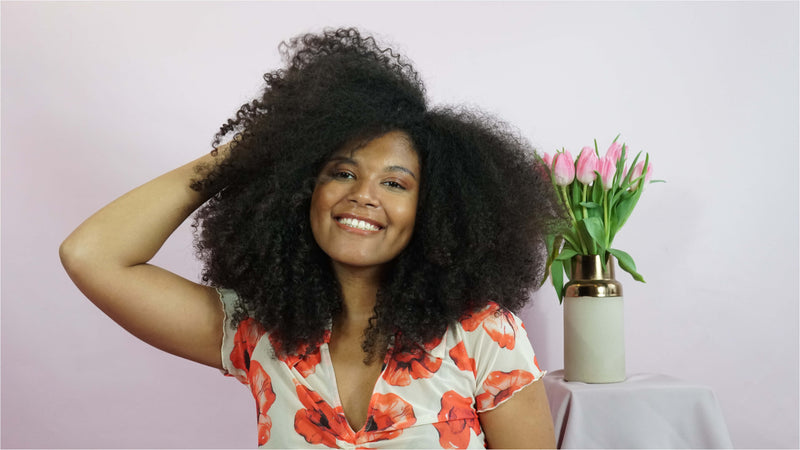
[
  {"x1": 456, "y1": 302, "x2": 525, "y2": 350},
  {"x1": 454, "y1": 303, "x2": 544, "y2": 413}
]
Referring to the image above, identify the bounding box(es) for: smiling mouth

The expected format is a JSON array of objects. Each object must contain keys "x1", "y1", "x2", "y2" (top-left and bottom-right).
[{"x1": 336, "y1": 217, "x2": 383, "y2": 232}]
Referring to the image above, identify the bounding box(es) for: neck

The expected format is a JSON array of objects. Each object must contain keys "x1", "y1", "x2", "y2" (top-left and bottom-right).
[{"x1": 332, "y1": 262, "x2": 383, "y2": 325}]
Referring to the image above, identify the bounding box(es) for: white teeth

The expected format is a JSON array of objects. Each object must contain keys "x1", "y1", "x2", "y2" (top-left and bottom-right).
[{"x1": 337, "y1": 217, "x2": 381, "y2": 231}]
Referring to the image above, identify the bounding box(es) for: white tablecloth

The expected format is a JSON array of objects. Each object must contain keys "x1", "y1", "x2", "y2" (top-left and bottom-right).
[{"x1": 543, "y1": 370, "x2": 733, "y2": 449}]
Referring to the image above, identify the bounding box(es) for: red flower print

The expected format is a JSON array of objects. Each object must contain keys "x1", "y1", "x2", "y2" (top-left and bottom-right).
[
  {"x1": 294, "y1": 411, "x2": 340, "y2": 448},
  {"x1": 475, "y1": 370, "x2": 536, "y2": 411},
  {"x1": 294, "y1": 381, "x2": 351, "y2": 448},
  {"x1": 433, "y1": 391, "x2": 481, "y2": 449},
  {"x1": 448, "y1": 341, "x2": 476, "y2": 377},
  {"x1": 482, "y1": 308, "x2": 517, "y2": 349},
  {"x1": 382, "y1": 336, "x2": 443, "y2": 386},
  {"x1": 358, "y1": 393, "x2": 417, "y2": 442},
  {"x1": 460, "y1": 303, "x2": 518, "y2": 349},
  {"x1": 248, "y1": 361, "x2": 276, "y2": 446},
  {"x1": 269, "y1": 330, "x2": 328, "y2": 377},
  {"x1": 459, "y1": 303, "x2": 500, "y2": 331},
  {"x1": 230, "y1": 318, "x2": 266, "y2": 382}
]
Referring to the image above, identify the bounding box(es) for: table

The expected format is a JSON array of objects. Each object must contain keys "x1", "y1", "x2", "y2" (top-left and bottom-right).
[{"x1": 543, "y1": 370, "x2": 733, "y2": 449}]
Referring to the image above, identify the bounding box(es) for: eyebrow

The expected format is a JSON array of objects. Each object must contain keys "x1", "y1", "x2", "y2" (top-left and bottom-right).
[
  {"x1": 327, "y1": 156, "x2": 418, "y2": 180},
  {"x1": 386, "y1": 165, "x2": 418, "y2": 180}
]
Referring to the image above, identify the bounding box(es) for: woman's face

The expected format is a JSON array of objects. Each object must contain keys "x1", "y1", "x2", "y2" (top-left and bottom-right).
[{"x1": 310, "y1": 130, "x2": 420, "y2": 274}]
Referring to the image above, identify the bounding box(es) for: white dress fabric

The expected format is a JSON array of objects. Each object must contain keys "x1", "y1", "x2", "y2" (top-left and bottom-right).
[{"x1": 218, "y1": 288, "x2": 544, "y2": 449}]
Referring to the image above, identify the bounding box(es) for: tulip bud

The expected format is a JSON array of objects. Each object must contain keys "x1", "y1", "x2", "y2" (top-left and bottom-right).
[
  {"x1": 606, "y1": 142, "x2": 624, "y2": 163},
  {"x1": 575, "y1": 146, "x2": 599, "y2": 185},
  {"x1": 542, "y1": 152, "x2": 553, "y2": 170},
  {"x1": 630, "y1": 161, "x2": 653, "y2": 190},
  {"x1": 597, "y1": 156, "x2": 616, "y2": 190},
  {"x1": 552, "y1": 150, "x2": 575, "y2": 186}
]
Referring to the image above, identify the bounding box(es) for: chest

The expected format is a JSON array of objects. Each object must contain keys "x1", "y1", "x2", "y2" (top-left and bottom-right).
[
  {"x1": 327, "y1": 334, "x2": 385, "y2": 432},
  {"x1": 238, "y1": 324, "x2": 493, "y2": 448}
]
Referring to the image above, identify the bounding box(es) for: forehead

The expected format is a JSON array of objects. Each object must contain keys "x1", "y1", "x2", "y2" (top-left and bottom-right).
[{"x1": 332, "y1": 131, "x2": 419, "y2": 168}]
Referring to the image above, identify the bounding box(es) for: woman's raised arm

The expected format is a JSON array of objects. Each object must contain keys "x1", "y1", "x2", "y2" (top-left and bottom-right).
[{"x1": 59, "y1": 149, "x2": 228, "y2": 369}]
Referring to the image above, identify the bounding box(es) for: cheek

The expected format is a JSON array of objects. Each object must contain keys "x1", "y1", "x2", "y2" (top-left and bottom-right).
[{"x1": 394, "y1": 198, "x2": 419, "y2": 232}]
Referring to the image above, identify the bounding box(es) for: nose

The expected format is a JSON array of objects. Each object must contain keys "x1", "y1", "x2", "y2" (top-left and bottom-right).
[{"x1": 348, "y1": 179, "x2": 378, "y2": 208}]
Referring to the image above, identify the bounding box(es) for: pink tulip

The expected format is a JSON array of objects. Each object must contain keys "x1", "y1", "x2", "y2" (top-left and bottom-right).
[
  {"x1": 606, "y1": 142, "x2": 624, "y2": 163},
  {"x1": 630, "y1": 161, "x2": 653, "y2": 190},
  {"x1": 575, "y1": 146, "x2": 599, "y2": 185},
  {"x1": 542, "y1": 152, "x2": 553, "y2": 170},
  {"x1": 597, "y1": 156, "x2": 616, "y2": 190},
  {"x1": 552, "y1": 150, "x2": 575, "y2": 186}
]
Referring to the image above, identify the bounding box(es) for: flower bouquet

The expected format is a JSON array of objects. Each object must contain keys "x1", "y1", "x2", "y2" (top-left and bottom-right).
[{"x1": 542, "y1": 135, "x2": 660, "y2": 303}]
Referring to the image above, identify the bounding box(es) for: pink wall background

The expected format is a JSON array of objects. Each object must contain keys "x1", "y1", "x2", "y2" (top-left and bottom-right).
[{"x1": 2, "y1": 2, "x2": 798, "y2": 448}]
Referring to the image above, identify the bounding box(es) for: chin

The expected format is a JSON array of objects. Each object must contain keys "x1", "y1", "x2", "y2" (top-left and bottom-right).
[{"x1": 328, "y1": 252, "x2": 395, "y2": 272}]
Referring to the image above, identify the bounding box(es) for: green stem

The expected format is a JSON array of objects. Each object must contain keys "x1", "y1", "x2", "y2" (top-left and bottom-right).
[
  {"x1": 561, "y1": 185, "x2": 587, "y2": 254},
  {"x1": 581, "y1": 185, "x2": 588, "y2": 221},
  {"x1": 603, "y1": 189, "x2": 610, "y2": 249}
]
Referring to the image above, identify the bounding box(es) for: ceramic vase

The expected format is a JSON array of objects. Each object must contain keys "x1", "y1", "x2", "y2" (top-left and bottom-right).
[{"x1": 563, "y1": 254, "x2": 626, "y2": 383}]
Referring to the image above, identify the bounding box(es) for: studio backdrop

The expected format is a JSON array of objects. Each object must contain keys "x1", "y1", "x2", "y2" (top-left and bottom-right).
[{"x1": 2, "y1": 2, "x2": 798, "y2": 448}]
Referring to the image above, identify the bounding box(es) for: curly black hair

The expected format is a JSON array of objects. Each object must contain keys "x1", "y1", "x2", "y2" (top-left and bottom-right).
[{"x1": 191, "y1": 27, "x2": 564, "y2": 361}]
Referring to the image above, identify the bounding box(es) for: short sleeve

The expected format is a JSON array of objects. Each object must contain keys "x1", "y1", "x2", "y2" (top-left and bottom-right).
[
  {"x1": 460, "y1": 303, "x2": 544, "y2": 413},
  {"x1": 218, "y1": 288, "x2": 265, "y2": 384}
]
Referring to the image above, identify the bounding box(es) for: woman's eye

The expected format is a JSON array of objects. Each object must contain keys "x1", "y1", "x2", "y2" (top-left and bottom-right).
[
  {"x1": 383, "y1": 180, "x2": 406, "y2": 190},
  {"x1": 333, "y1": 171, "x2": 354, "y2": 179}
]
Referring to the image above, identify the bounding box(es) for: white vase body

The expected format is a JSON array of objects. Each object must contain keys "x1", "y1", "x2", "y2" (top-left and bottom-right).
[{"x1": 563, "y1": 255, "x2": 626, "y2": 383}]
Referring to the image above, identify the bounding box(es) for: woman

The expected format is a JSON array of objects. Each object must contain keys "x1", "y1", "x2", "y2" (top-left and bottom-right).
[{"x1": 60, "y1": 28, "x2": 561, "y2": 448}]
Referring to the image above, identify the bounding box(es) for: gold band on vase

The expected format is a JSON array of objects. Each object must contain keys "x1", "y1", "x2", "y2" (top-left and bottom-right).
[{"x1": 564, "y1": 254, "x2": 623, "y2": 298}]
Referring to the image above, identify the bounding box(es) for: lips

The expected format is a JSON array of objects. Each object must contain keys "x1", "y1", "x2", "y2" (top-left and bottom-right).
[{"x1": 334, "y1": 213, "x2": 385, "y2": 232}]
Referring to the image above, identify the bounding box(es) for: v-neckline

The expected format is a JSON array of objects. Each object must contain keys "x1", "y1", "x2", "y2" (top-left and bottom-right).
[{"x1": 322, "y1": 341, "x2": 391, "y2": 435}]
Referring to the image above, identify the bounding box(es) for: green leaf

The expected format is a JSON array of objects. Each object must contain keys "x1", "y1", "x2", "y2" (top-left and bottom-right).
[
  {"x1": 608, "y1": 248, "x2": 645, "y2": 282},
  {"x1": 588, "y1": 203, "x2": 603, "y2": 220},
  {"x1": 553, "y1": 235, "x2": 566, "y2": 257},
  {"x1": 610, "y1": 186, "x2": 634, "y2": 208},
  {"x1": 562, "y1": 230, "x2": 582, "y2": 251},
  {"x1": 562, "y1": 242, "x2": 578, "y2": 259},
  {"x1": 606, "y1": 214, "x2": 617, "y2": 248},
  {"x1": 551, "y1": 259, "x2": 564, "y2": 304},
  {"x1": 575, "y1": 220, "x2": 597, "y2": 254},
  {"x1": 583, "y1": 217, "x2": 607, "y2": 251},
  {"x1": 613, "y1": 149, "x2": 626, "y2": 188},
  {"x1": 620, "y1": 151, "x2": 642, "y2": 189},
  {"x1": 610, "y1": 189, "x2": 642, "y2": 238},
  {"x1": 545, "y1": 233, "x2": 556, "y2": 255},
  {"x1": 541, "y1": 234, "x2": 558, "y2": 287},
  {"x1": 579, "y1": 201, "x2": 601, "y2": 209},
  {"x1": 555, "y1": 248, "x2": 579, "y2": 261},
  {"x1": 592, "y1": 180, "x2": 603, "y2": 203},
  {"x1": 564, "y1": 256, "x2": 573, "y2": 280},
  {"x1": 571, "y1": 182, "x2": 582, "y2": 218}
]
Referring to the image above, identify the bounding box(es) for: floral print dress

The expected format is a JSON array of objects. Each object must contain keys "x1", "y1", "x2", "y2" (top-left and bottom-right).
[{"x1": 218, "y1": 289, "x2": 544, "y2": 449}]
